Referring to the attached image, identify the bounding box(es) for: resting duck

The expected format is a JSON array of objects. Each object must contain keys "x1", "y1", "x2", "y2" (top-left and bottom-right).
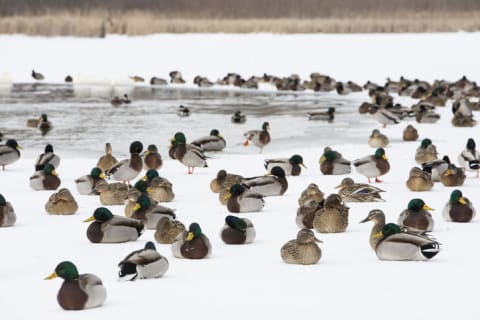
[
  {"x1": 150, "y1": 77, "x2": 168, "y2": 85},
  {"x1": 142, "y1": 144, "x2": 163, "y2": 170},
  {"x1": 170, "y1": 132, "x2": 207, "y2": 174},
  {"x1": 39, "y1": 114, "x2": 52, "y2": 136},
  {"x1": 319, "y1": 147, "x2": 351, "y2": 175},
  {"x1": 353, "y1": 148, "x2": 390, "y2": 183},
  {"x1": 95, "y1": 181, "x2": 129, "y2": 206},
  {"x1": 335, "y1": 177, "x2": 384, "y2": 202},
  {"x1": 130, "y1": 194, "x2": 176, "y2": 229},
  {"x1": 154, "y1": 216, "x2": 186, "y2": 244},
  {"x1": 422, "y1": 156, "x2": 450, "y2": 182},
  {"x1": 110, "y1": 94, "x2": 130, "y2": 106},
  {"x1": 415, "y1": 104, "x2": 440, "y2": 123},
  {"x1": 118, "y1": 242, "x2": 169, "y2": 281},
  {"x1": 402, "y1": 125, "x2": 419, "y2": 141},
  {"x1": 35, "y1": 144, "x2": 60, "y2": 171},
  {"x1": 210, "y1": 169, "x2": 243, "y2": 193},
  {"x1": 280, "y1": 229, "x2": 322, "y2": 265},
  {"x1": 307, "y1": 107, "x2": 335, "y2": 121},
  {"x1": 84, "y1": 207, "x2": 144, "y2": 243},
  {"x1": 31, "y1": 69, "x2": 44, "y2": 80},
  {"x1": 30, "y1": 164, "x2": 61, "y2": 190},
  {"x1": 231, "y1": 111, "x2": 246, "y2": 124},
  {"x1": 442, "y1": 189, "x2": 476, "y2": 222},
  {"x1": 0, "y1": 139, "x2": 21, "y2": 170},
  {"x1": 406, "y1": 167, "x2": 433, "y2": 192},
  {"x1": 171, "y1": 223, "x2": 212, "y2": 259},
  {"x1": 296, "y1": 199, "x2": 322, "y2": 229},
  {"x1": 191, "y1": 129, "x2": 226, "y2": 151},
  {"x1": 243, "y1": 122, "x2": 271, "y2": 153},
  {"x1": 226, "y1": 184, "x2": 264, "y2": 213},
  {"x1": 143, "y1": 169, "x2": 175, "y2": 202},
  {"x1": 264, "y1": 154, "x2": 306, "y2": 176},
  {"x1": 368, "y1": 105, "x2": 400, "y2": 128},
  {"x1": 124, "y1": 180, "x2": 151, "y2": 217},
  {"x1": 0, "y1": 193, "x2": 16, "y2": 227},
  {"x1": 75, "y1": 167, "x2": 106, "y2": 195},
  {"x1": 45, "y1": 188, "x2": 78, "y2": 215},
  {"x1": 241, "y1": 166, "x2": 288, "y2": 197},
  {"x1": 415, "y1": 139, "x2": 438, "y2": 164},
  {"x1": 45, "y1": 261, "x2": 107, "y2": 310},
  {"x1": 129, "y1": 75, "x2": 145, "y2": 82},
  {"x1": 368, "y1": 129, "x2": 389, "y2": 148},
  {"x1": 397, "y1": 198, "x2": 434, "y2": 233},
  {"x1": 298, "y1": 183, "x2": 324, "y2": 206},
  {"x1": 313, "y1": 194, "x2": 349, "y2": 233},
  {"x1": 177, "y1": 105, "x2": 190, "y2": 117},
  {"x1": 220, "y1": 215, "x2": 256, "y2": 244},
  {"x1": 170, "y1": 71, "x2": 186, "y2": 84},
  {"x1": 458, "y1": 138, "x2": 480, "y2": 176},
  {"x1": 106, "y1": 141, "x2": 143, "y2": 183},
  {"x1": 97, "y1": 143, "x2": 118, "y2": 173},
  {"x1": 440, "y1": 163, "x2": 466, "y2": 187}
]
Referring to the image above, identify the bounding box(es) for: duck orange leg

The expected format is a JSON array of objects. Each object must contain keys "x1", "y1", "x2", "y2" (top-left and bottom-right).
[{"x1": 375, "y1": 177, "x2": 383, "y2": 183}]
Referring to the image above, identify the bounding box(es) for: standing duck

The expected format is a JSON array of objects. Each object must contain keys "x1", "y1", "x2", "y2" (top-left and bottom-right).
[
  {"x1": 75, "y1": 167, "x2": 106, "y2": 195},
  {"x1": 29, "y1": 164, "x2": 61, "y2": 190},
  {"x1": 243, "y1": 121, "x2": 271, "y2": 153},
  {"x1": 0, "y1": 139, "x2": 21, "y2": 170},
  {"x1": 403, "y1": 124, "x2": 419, "y2": 141},
  {"x1": 106, "y1": 141, "x2": 143, "y2": 183},
  {"x1": 313, "y1": 194, "x2": 349, "y2": 233},
  {"x1": 442, "y1": 189, "x2": 476, "y2": 222},
  {"x1": 154, "y1": 216, "x2": 186, "y2": 244},
  {"x1": 191, "y1": 129, "x2": 226, "y2": 151},
  {"x1": 264, "y1": 154, "x2": 306, "y2": 176},
  {"x1": 368, "y1": 129, "x2": 389, "y2": 148},
  {"x1": 335, "y1": 177, "x2": 384, "y2": 202},
  {"x1": 353, "y1": 148, "x2": 390, "y2": 183},
  {"x1": 34, "y1": 144, "x2": 60, "y2": 171},
  {"x1": 231, "y1": 111, "x2": 246, "y2": 124},
  {"x1": 298, "y1": 183, "x2": 324, "y2": 206},
  {"x1": 31, "y1": 69, "x2": 44, "y2": 80},
  {"x1": 458, "y1": 138, "x2": 480, "y2": 176},
  {"x1": 209, "y1": 169, "x2": 243, "y2": 193},
  {"x1": 0, "y1": 193, "x2": 16, "y2": 227},
  {"x1": 118, "y1": 242, "x2": 169, "y2": 281},
  {"x1": 45, "y1": 188, "x2": 78, "y2": 215},
  {"x1": 319, "y1": 147, "x2": 351, "y2": 175},
  {"x1": 97, "y1": 143, "x2": 118, "y2": 173},
  {"x1": 130, "y1": 194, "x2": 176, "y2": 229},
  {"x1": 45, "y1": 261, "x2": 107, "y2": 310},
  {"x1": 422, "y1": 156, "x2": 450, "y2": 182},
  {"x1": 143, "y1": 169, "x2": 175, "y2": 202},
  {"x1": 226, "y1": 184, "x2": 264, "y2": 213},
  {"x1": 241, "y1": 166, "x2": 288, "y2": 197},
  {"x1": 220, "y1": 215, "x2": 256, "y2": 244},
  {"x1": 142, "y1": 144, "x2": 163, "y2": 170},
  {"x1": 171, "y1": 223, "x2": 212, "y2": 259},
  {"x1": 170, "y1": 132, "x2": 208, "y2": 174},
  {"x1": 280, "y1": 229, "x2": 322, "y2": 265},
  {"x1": 415, "y1": 138, "x2": 438, "y2": 164},
  {"x1": 397, "y1": 198, "x2": 434, "y2": 233},
  {"x1": 406, "y1": 167, "x2": 433, "y2": 192},
  {"x1": 440, "y1": 163, "x2": 466, "y2": 187}
]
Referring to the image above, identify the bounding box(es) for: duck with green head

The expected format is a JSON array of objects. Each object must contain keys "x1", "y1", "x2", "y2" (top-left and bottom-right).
[
  {"x1": 264, "y1": 154, "x2": 306, "y2": 176},
  {"x1": 0, "y1": 193, "x2": 16, "y2": 227},
  {"x1": 241, "y1": 166, "x2": 288, "y2": 197},
  {"x1": 118, "y1": 241, "x2": 169, "y2": 281},
  {"x1": 226, "y1": 184, "x2": 264, "y2": 213},
  {"x1": 353, "y1": 148, "x2": 390, "y2": 183},
  {"x1": 243, "y1": 121, "x2": 270, "y2": 153},
  {"x1": 0, "y1": 139, "x2": 22, "y2": 170},
  {"x1": 172, "y1": 222, "x2": 212, "y2": 259},
  {"x1": 442, "y1": 189, "x2": 476, "y2": 222},
  {"x1": 415, "y1": 138, "x2": 438, "y2": 164},
  {"x1": 221, "y1": 215, "x2": 256, "y2": 244},
  {"x1": 170, "y1": 132, "x2": 208, "y2": 174},
  {"x1": 281, "y1": 229, "x2": 323, "y2": 265},
  {"x1": 106, "y1": 141, "x2": 143, "y2": 183},
  {"x1": 320, "y1": 147, "x2": 351, "y2": 175},
  {"x1": 130, "y1": 194, "x2": 176, "y2": 229},
  {"x1": 191, "y1": 129, "x2": 226, "y2": 151},
  {"x1": 29, "y1": 163, "x2": 61, "y2": 190},
  {"x1": 142, "y1": 169, "x2": 175, "y2": 202},
  {"x1": 397, "y1": 198, "x2": 434, "y2": 233},
  {"x1": 75, "y1": 167, "x2": 106, "y2": 195}
]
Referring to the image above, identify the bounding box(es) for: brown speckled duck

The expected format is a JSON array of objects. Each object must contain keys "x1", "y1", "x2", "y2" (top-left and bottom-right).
[
  {"x1": 440, "y1": 164, "x2": 466, "y2": 187},
  {"x1": 406, "y1": 167, "x2": 433, "y2": 192},
  {"x1": 142, "y1": 144, "x2": 163, "y2": 170},
  {"x1": 280, "y1": 229, "x2": 322, "y2": 265},
  {"x1": 298, "y1": 183, "x2": 324, "y2": 206},
  {"x1": 45, "y1": 188, "x2": 78, "y2": 215},
  {"x1": 171, "y1": 223, "x2": 212, "y2": 259},
  {"x1": 442, "y1": 189, "x2": 476, "y2": 222},
  {"x1": 154, "y1": 216, "x2": 186, "y2": 244},
  {"x1": 296, "y1": 199, "x2": 322, "y2": 229},
  {"x1": 403, "y1": 125, "x2": 419, "y2": 141},
  {"x1": 95, "y1": 180, "x2": 129, "y2": 206},
  {"x1": 335, "y1": 177, "x2": 385, "y2": 202},
  {"x1": 220, "y1": 215, "x2": 256, "y2": 245},
  {"x1": 143, "y1": 169, "x2": 175, "y2": 202},
  {"x1": 97, "y1": 143, "x2": 118, "y2": 173},
  {"x1": 415, "y1": 139, "x2": 438, "y2": 164},
  {"x1": 209, "y1": 169, "x2": 243, "y2": 193},
  {"x1": 313, "y1": 194, "x2": 349, "y2": 233},
  {"x1": 368, "y1": 129, "x2": 389, "y2": 148},
  {"x1": 397, "y1": 198, "x2": 434, "y2": 233}
]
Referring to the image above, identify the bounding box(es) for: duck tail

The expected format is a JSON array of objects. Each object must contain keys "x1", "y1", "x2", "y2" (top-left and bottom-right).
[{"x1": 420, "y1": 242, "x2": 440, "y2": 259}]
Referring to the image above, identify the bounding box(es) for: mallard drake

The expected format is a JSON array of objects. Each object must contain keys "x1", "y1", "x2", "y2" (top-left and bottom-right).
[
  {"x1": 220, "y1": 215, "x2": 256, "y2": 244},
  {"x1": 368, "y1": 105, "x2": 400, "y2": 128},
  {"x1": 241, "y1": 166, "x2": 288, "y2": 197},
  {"x1": 335, "y1": 177, "x2": 384, "y2": 202},
  {"x1": 150, "y1": 77, "x2": 168, "y2": 85},
  {"x1": 402, "y1": 125, "x2": 419, "y2": 141},
  {"x1": 141, "y1": 144, "x2": 162, "y2": 170},
  {"x1": 415, "y1": 105, "x2": 440, "y2": 123},
  {"x1": 226, "y1": 184, "x2": 264, "y2": 213},
  {"x1": 0, "y1": 193, "x2": 16, "y2": 227},
  {"x1": 442, "y1": 189, "x2": 475, "y2": 222},
  {"x1": 124, "y1": 180, "x2": 151, "y2": 217},
  {"x1": 422, "y1": 156, "x2": 450, "y2": 182},
  {"x1": 39, "y1": 114, "x2": 52, "y2": 136},
  {"x1": 458, "y1": 138, "x2": 480, "y2": 176},
  {"x1": 319, "y1": 147, "x2": 351, "y2": 175},
  {"x1": 95, "y1": 180, "x2": 129, "y2": 205},
  {"x1": 307, "y1": 107, "x2": 335, "y2": 121},
  {"x1": 130, "y1": 194, "x2": 176, "y2": 229},
  {"x1": 398, "y1": 198, "x2": 434, "y2": 233},
  {"x1": 440, "y1": 164, "x2": 466, "y2": 187},
  {"x1": 298, "y1": 183, "x2": 324, "y2": 206},
  {"x1": 243, "y1": 121, "x2": 271, "y2": 153},
  {"x1": 97, "y1": 143, "x2": 118, "y2": 173},
  {"x1": 191, "y1": 129, "x2": 226, "y2": 151},
  {"x1": 359, "y1": 209, "x2": 387, "y2": 250},
  {"x1": 296, "y1": 199, "x2": 322, "y2": 229},
  {"x1": 45, "y1": 188, "x2": 78, "y2": 215},
  {"x1": 177, "y1": 105, "x2": 190, "y2": 117},
  {"x1": 118, "y1": 241, "x2": 169, "y2": 281},
  {"x1": 154, "y1": 216, "x2": 186, "y2": 244},
  {"x1": 170, "y1": 132, "x2": 207, "y2": 174},
  {"x1": 231, "y1": 111, "x2": 246, "y2": 124},
  {"x1": 45, "y1": 261, "x2": 106, "y2": 310},
  {"x1": 84, "y1": 207, "x2": 144, "y2": 243},
  {"x1": 353, "y1": 148, "x2": 390, "y2": 183},
  {"x1": 280, "y1": 229, "x2": 322, "y2": 265},
  {"x1": 406, "y1": 167, "x2": 433, "y2": 192},
  {"x1": 30, "y1": 164, "x2": 61, "y2": 191},
  {"x1": 31, "y1": 69, "x2": 44, "y2": 80},
  {"x1": 168, "y1": 138, "x2": 202, "y2": 160},
  {"x1": 171, "y1": 223, "x2": 212, "y2": 259},
  {"x1": 35, "y1": 144, "x2": 60, "y2": 171},
  {"x1": 0, "y1": 139, "x2": 21, "y2": 170},
  {"x1": 143, "y1": 169, "x2": 175, "y2": 202},
  {"x1": 264, "y1": 154, "x2": 306, "y2": 176},
  {"x1": 210, "y1": 169, "x2": 243, "y2": 193},
  {"x1": 415, "y1": 139, "x2": 438, "y2": 164},
  {"x1": 106, "y1": 141, "x2": 143, "y2": 183},
  {"x1": 313, "y1": 194, "x2": 349, "y2": 233},
  {"x1": 75, "y1": 167, "x2": 106, "y2": 195},
  {"x1": 368, "y1": 129, "x2": 389, "y2": 148}
]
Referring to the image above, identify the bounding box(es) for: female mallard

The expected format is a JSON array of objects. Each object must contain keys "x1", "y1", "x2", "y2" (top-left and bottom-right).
[
  {"x1": 397, "y1": 198, "x2": 434, "y2": 233},
  {"x1": 45, "y1": 261, "x2": 107, "y2": 310},
  {"x1": 0, "y1": 139, "x2": 21, "y2": 170},
  {"x1": 142, "y1": 144, "x2": 163, "y2": 170},
  {"x1": 170, "y1": 132, "x2": 207, "y2": 174},
  {"x1": 359, "y1": 209, "x2": 387, "y2": 250},
  {"x1": 319, "y1": 147, "x2": 351, "y2": 175},
  {"x1": 231, "y1": 111, "x2": 246, "y2": 124},
  {"x1": 243, "y1": 121, "x2": 271, "y2": 153},
  {"x1": 280, "y1": 229, "x2": 322, "y2": 265},
  {"x1": 221, "y1": 215, "x2": 256, "y2": 245},
  {"x1": 313, "y1": 194, "x2": 349, "y2": 233},
  {"x1": 84, "y1": 207, "x2": 144, "y2": 243},
  {"x1": 335, "y1": 177, "x2": 384, "y2": 202},
  {"x1": 39, "y1": 114, "x2": 52, "y2": 136},
  {"x1": 458, "y1": 138, "x2": 480, "y2": 176},
  {"x1": 368, "y1": 129, "x2": 389, "y2": 148},
  {"x1": 406, "y1": 167, "x2": 433, "y2": 192},
  {"x1": 226, "y1": 184, "x2": 264, "y2": 213},
  {"x1": 298, "y1": 183, "x2": 324, "y2": 206},
  {"x1": 154, "y1": 216, "x2": 186, "y2": 244},
  {"x1": 0, "y1": 193, "x2": 16, "y2": 227},
  {"x1": 403, "y1": 124, "x2": 419, "y2": 141},
  {"x1": 307, "y1": 107, "x2": 335, "y2": 121},
  {"x1": 45, "y1": 188, "x2": 78, "y2": 215},
  {"x1": 95, "y1": 181, "x2": 129, "y2": 206},
  {"x1": 368, "y1": 105, "x2": 400, "y2": 128},
  {"x1": 75, "y1": 167, "x2": 106, "y2": 195},
  {"x1": 106, "y1": 141, "x2": 143, "y2": 183},
  {"x1": 415, "y1": 138, "x2": 438, "y2": 164},
  {"x1": 35, "y1": 144, "x2": 60, "y2": 171},
  {"x1": 130, "y1": 194, "x2": 176, "y2": 229},
  {"x1": 264, "y1": 154, "x2": 306, "y2": 176},
  {"x1": 353, "y1": 148, "x2": 390, "y2": 183},
  {"x1": 118, "y1": 242, "x2": 169, "y2": 281},
  {"x1": 442, "y1": 189, "x2": 476, "y2": 222},
  {"x1": 241, "y1": 166, "x2": 288, "y2": 197},
  {"x1": 191, "y1": 129, "x2": 226, "y2": 152},
  {"x1": 172, "y1": 223, "x2": 212, "y2": 259},
  {"x1": 422, "y1": 156, "x2": 450, "y2": 182},
  {"x1": 440, "y1": 164, "x2": 466, "y2": 187},
  {"x1": 30, "y1": 164, "x2": 61, "y2": 191},
  {"x1": 97, "y1": 143, "x2": 118, "y2": 173},
  {"x1": 143, "y1": 169, "x2": 175, "y2": 202},
  {"x1": 296, "y1": 199, "x2": 322, "y2": 229},
  {"x1": 210, "y1": 169, "x2": 243, "y2": 193}
]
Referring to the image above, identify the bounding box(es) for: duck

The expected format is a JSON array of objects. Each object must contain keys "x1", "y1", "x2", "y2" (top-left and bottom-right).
[
  {"x1": 422, "y1": 156, "x2": 450, "y2": 182},
  {"x1": 243, "y1": 121, "x2": 271, "y2": 153},
  {"x1": 45, "y1": 188, "x2": 78, "y2": 215},
  {"x1": 231, "y1": 111, "x2": 246, "y2": 124},
  {"x1": 193, "y1": 75, "x2": 214, "y2": 87},
  {"x1": 129, "y1": 75, "x2": 145, "y2": 82},
  {"x1": 307, "y1": 107, "x2": 335, "y2": 121},
  {"x1": 353, "y1": 148, "x2": 390, "y2": 183},
  {"x1": 313, "y1": 194, "x2": 349, "y2": 233},
  {"x1": 75, "y1": 167, "x2": 106, "y2": 195},
  {"x1": 105, "y1": 141, "x2": 143, "y2": 183},
  {"x1": 31, "y1": 69, "x2": 44, "y2": 80},
  {"x1": 130, "y1": 194, "x2": 176, "y2": 229},
  {"x1": 150, "y1": 77, "x2": 168, "y2": 85},
  {"x1": 177, "y1": 105, "x2": 190, "y2": 117},
  {"x1": 368, "y1": 105, "x2": 400, "y2": 128},
  {"x1": 296, "y1": 199, "x2": 322, "y2": 229},
  {"x1": 118, "y1": 242, "x2": 169, "y2": 281},
  {"x1": 415, "y1": 104, "x2": 440, "y2": 123},
  {"x1": 170, "y1": 132, "x2": 207, "y2": 174},
  {"x1": 415, "y1": 139, "x2": 438, "y2": 164},
  {"x1": 35, "y1": 144, "x2": 60, "y2": 171},
  {"x1": 335, "y1": 177, "x2": 384, "y2": 202},
  {"x1": 64, "y1": 75, "x2": 73, "y2": 83},
  {"x1": 397, "y1": 198, "x2": 434, "y2": 233},
  {"x1": 154, "y1": 216, "x2": 186, "y2": 244},
  {"x1": 44, "y1": 261, "x2": 107, "y2": 310},
  {"x1": 264, "y1": 154, "x2": 306, "y2": 176},
  {"x1": 368, "y1": 129, "x2": 389, "y2": 148},
  {"x1": 451, "y1": 114, "x2": 476, "y2": 127},
  {"x1": 30, "y1": 164, "x2": 61, "y2": 191},
  {"x1": 442, "y1": 189, "x2": 476, "y2": 222},
  {"x1": 319, "y1": 147, "x2": 351, "y2": 175},
  {"x1": 440, "y1": 163, "x2": 466, "y2": 187},
  {"x1": 111, "y1": 96, "x2": 123, "y2": 106},
  {"x1": 209, "y1": 169, "x2": 243, "y2": 193},
  {"x1": 39, "y1": 114, "x2": 52, "y2": 136},
  {"x1": 241, "y1": 166, "x2": 288, "y2": 197},
  {"x1": 298, "y1": 183, "x2": 324, "y2": 206},
  {"x1": 169, "y1": 71, "x2": 186, "y2": 84},
  {"x1": 402, "y1": 125, "x2": 419, "y2": 141},
  {"x1": 95, "y1": 180, "x2": 129, "y2": 205},
  {"x1": 124, "y1": 179, "x2": 152, "y2": 217},
  {"x1": 359, "y1": 209, "x2": 387, "y2": 250},
  {"x1": 143, "y1": 169, "x2": 175, "y2": 202},
  {"x1": 171, "y1": 223, "x2": 212, "y2": 259},
  {"x1": 226, "y1": 184, "x2": 264, "y2": 213},
  {"x1": 406, "y1": 167, "x2": 433, "y2": 192},
  {"x1": 220, "y1": 215, "x2": 256, "y2": 244},
  {"x1": 142, "y1": 144, "x2": 163, "y2": 170},
  {"x1": 191, "y1": 129, "x2": 226, "y2": 151},
  {"x1": 280, "y1": 229, "x2": 322, "y2": 265},
  {"x1": 97, "y1": 143, "x2": 118, "y2": 173},
  {"x1": 0, "y1": 139, "x2": 21, "y2": 170},
  {"x1": 458, "y1": 138, "x2": 480, "y2": 176},
  {"x1": 84, "y1": 207, "x2": 144, "y2": 243},
  {"x1": 0, "y1": 193, "x2": 16, "y2": 227}
]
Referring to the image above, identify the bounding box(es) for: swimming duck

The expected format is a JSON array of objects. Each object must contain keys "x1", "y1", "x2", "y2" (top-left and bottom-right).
[
  {"x1": 226, "y1": 184, "x2": 264, "y2": 213},
  {"x1": 422, "y1": 156, "x2": 450, "y2": 182},
  {"x1": 415, "y1": 139, "x2": 438, "y2": 164},
  {"x1": 45, "y1": 188, "x2": 78, "y2": 215},
  {"x1": 319, "y1": 147, "x2": 351, "y2": 175},
  {"x1": 368, "y1": 129, "x2": 389, "y2": 148},
  {"x1": 280, "y1": 229, "x2": 322, "y2": 265},
  {"x1": 75, "y1": 167, "x2": 106, "y2": 195},
  {"x1": 143, "y1": 169, "x2": 175, "y2": 202},
  {"x1": 335, "y1": 177, "x2": 384, "y2": 202},
  {"x1": 130, "y1": 194, "x2": 176, "y2": 229},
  {"x1": 111, "y1": 96, "x2": 123, "y2": 106},
  {"x1": 296, "y1": 199, "x2": 322, "y2": 229},
  {"x1": 142, "y1": 144, "x2": 163, "y2": 170},
  {"x1": 95, "y1": 181, "x2": 129, "y2": 205},
  {"x1": 97, "y1": 143, "x2": 118, "y2": 173},
  {"x1": 30, "y1": 164, "x2": 61, "y2": 191},
  {"x1": 154, "y1": 216, "x2": 186, "y2": 244},
  {"x1": 84, "y1": 207, "x2": 144, "y2": 243},
  {"x1": 191, "y1": 129, "x2": 226, "y2": 151},
  {"x1": 45, "y1": 261, "x2": 107, "y2": 310},
  {"x1": 298, "y1": 183, "x2": 324, "y2": 206},
  {"x1": 458, "y1": 138, "x2": 480, "y2": 176},
  {"x1": 442, "y1": 189, "x2": 475, "y2": 222},
  {"x1": 313, "y1": 194, "x2": 349, "y2": 233},
  {"x1": 406, "y1": 167, "x2": 433, "y2": 192},
  {"x1": 35, "y1": 144, "x2": 60, "y2": 171},
  {"x1": 243, "y1": 121, "x2": 271, "y2": 153},
  {"x1": 264, "y1": 154, "x2": 306, "y2": 176},
  {"x1": 106, "y1": 141, "x2": 143, "y2": 183},
  {"x1": 220, "y1": 215, "x2": 256, "y2": 244},
  {"x1": 0, "y1": 139, "x2": 21, "y2": 170},
  {"x1": 150, "y1": 77, "x2": 168, "y2": 85},
  {"x1": 353, "y1": 148, "x2": 390, "y2": 183},
  {"x1": 209, "y1": 169, "x2": 243, "y2": 193},
  {"x1": 171, "y1": 223, "x2": 212, "y2": 259},
  {"x1": 170, "y1": 132, "x2": 207, "y2": 174},
  {"x1": 359, "y1": 209, "x2": 387, "y2": 250},
  {"x1": 39, "y1": 114, "x2": 52, "y2": 136},
  {"x1": 118, "y1": 241, "x2": 169, "y2": 281},
  {"x1": 231, "y1": 111, "x2": 246, "y2": 124},
  {"x1": 31, "y1": 69, "x2": 44, "y2": 80},
  {"x1": 307, "y1": 107, "x2": 335, "y2": 121},
  {"x1": 402, "y1": 125, "x2": 419, "y2": 141},
  {"x1": 0, "y1": 193, "x2": 16, "y2": 227},
  {"x1": 177, "y1": 105, "x2": 190, "y2": 117},
  {"x1": 440, "y1": 164, "x2": 466, "y2": 187},
  {"x1": 241, "y1": 166, "x2": 288, "y2": 197},
  {"x1": 397, "y1": 198, "x2": 434, "y2": 233},
  {"x1": 368, "y1": 105, "x2": 400, "y2": 128}
]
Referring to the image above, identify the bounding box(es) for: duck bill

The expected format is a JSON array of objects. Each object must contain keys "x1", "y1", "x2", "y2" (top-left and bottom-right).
[
  {"x1": 300, "y1": 163, "x2": 307, "y2": 169},
  {"x1": 142, "y1": 175, "x2": 148, "y2": 181},
  {"x1": 83, "y1": 216, "x2": 95, "y2": 222},
  {"x1": 16, "y1": 145, "x2": 23, "y2": 150},
  {"x1": 372, "y1": 231, "x2": 383, "y2": 239},
  {"x1": 459, "y1": 197, "x2": 467, "y2": 205},
  {"x1": 314, "y1": 237, "x2": 323, "y2": 243},
  {"x1": 382, "y1": 155, "x2": 388, "y2": 160},
  {"x1": 44, "y1": 272, "x2": 58, "y2": 280},
  {"x1": 133, "y1": 204, "x2": 141, "y2": 211},
  {"x1": 146, "y1": 187, "x2": 153, "y2": 193},
  {"x1": 334, "y1": 183, "x2": 342, "y2": 189},
  {"x1": 223, "y1": 193, "x2": 232, "y2": 201},
  {"x1": 444, "y1": 169, "x2": 452, "y2": 176},
  {"x1": 51, "y1": 170, "x2": 58, "y2": 176},
  {"x1": 423, "y1": 204, "x2": 434, "y2": 211},
  {"x1": 320, "y1": 156, "x2": 326, "y2": 163},
  {"x1": 99, "y1": 173, "x2": 106, "y2": 179},
  {"x1": 359, "y1": 216, "x2": 370, "y2": 223},
  {"x1": 186, "y1": 232, "x2": 194, "y2": 241}
]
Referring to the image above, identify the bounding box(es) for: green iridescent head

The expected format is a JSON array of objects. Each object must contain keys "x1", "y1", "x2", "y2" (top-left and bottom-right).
[
  {"x1": 173, "y1": 132, "x2": 186, "y2": 144},
  {"x1": 420, "y1": 138, "x2": 432, "y2": 149},
  {"x1": 407, "y1": 198, "x2": 433, "y2": 212},
  {"x1": 0, "y1": 194, "x2": 6, "y2": 206},
  {"x1": 381, "y1": 223, "x2": 402, "y2": 237},
  {"x1": 90, "y1": 167, "x2": 103, "y2": 178},
  {"x1": 225, "y1": 215, "x2": 247, "y2": 231},
  {"x1": 144, "y1": 169, "x2": 159, "y2": 182}
]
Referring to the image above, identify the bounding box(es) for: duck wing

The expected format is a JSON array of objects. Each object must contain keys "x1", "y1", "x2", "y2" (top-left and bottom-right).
[{"x1": 105, "y1": 159, "x2": 128, "y2": 176}]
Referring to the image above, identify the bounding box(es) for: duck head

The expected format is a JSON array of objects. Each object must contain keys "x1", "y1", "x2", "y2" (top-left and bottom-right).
[
  {"x1": 407, "y1": 198, "x2": 434, "y2": 212},
  {"x1": 45, "y1": 261, "x2": 79, "y2": 280},
  {"x1": 84, "y1": 207, "x2": 113, "y2": 222}
]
